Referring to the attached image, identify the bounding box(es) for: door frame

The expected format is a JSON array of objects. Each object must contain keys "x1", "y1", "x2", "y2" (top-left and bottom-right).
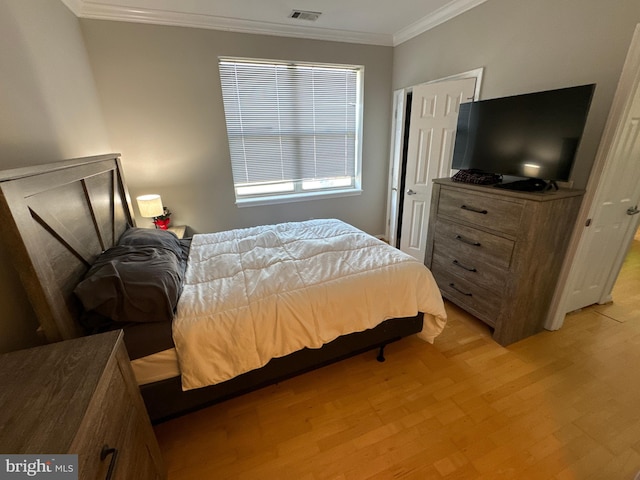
[
  {"x1": 546, "y1": 23, "x2": 640, "y2": 330},
  {"x1": 386, "y1": 89, "x2": 409, "y2": 247},
  {"x1": 385, "y1": 68, "x2": 484, "y2": 246}
]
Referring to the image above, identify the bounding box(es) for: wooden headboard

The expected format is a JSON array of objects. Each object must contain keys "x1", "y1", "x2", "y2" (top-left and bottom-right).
[{"x1": 0, "y1": 154, "x2": 135, "y2": 342}]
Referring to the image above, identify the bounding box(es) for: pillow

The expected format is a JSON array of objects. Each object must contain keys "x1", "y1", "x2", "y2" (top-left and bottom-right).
[
  {"x1": 74, "y1": 244, "x2": 184, "y2": 325},
  {"x1": 118, "y1": 227, "x2": 183, "y2": 257}
]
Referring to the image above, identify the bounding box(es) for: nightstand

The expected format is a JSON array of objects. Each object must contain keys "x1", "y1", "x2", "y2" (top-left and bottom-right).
[
  {"x1": 0, "y1": 331, "x2": 166, "y2": 479},
  {"x1": 168, "y1": 225, "x2": 187, "y2": 239}
]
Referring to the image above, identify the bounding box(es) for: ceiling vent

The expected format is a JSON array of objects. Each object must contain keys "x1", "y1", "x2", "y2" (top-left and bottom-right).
[{"x1": 289, "y1": 10, "x2": 322, "y2": 21}]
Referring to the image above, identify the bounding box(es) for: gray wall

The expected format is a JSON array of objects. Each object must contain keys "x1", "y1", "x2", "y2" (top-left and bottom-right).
[
  {"x1": 0, "y1": 0, "x2": 111, "y2": 352},
  {"x1": 79, "y1": 20, "x2": 394, "y2": 235},
  {"x1": 393, "y1": 0, "x2": 640, "y2": 190}
]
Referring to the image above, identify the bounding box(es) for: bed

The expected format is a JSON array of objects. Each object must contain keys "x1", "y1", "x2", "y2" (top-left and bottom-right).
[{"x1": 0, "y1": 153, "x2": 447, "y2": 422}]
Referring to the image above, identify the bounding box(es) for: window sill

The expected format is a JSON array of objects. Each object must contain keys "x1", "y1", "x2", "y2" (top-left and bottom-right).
[{"x1": 235, "y1": 188, "x2": 363, "y2": 208}]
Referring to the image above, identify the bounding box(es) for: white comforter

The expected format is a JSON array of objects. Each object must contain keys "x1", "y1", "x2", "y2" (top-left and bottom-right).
[{"x1": 173, "y1": 219, "x2": 447, "y2": 391}]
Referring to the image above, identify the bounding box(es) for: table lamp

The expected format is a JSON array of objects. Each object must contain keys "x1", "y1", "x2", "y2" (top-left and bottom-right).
[{"x1": 136, "y1": 194, "x2": 166, "y2": 229}]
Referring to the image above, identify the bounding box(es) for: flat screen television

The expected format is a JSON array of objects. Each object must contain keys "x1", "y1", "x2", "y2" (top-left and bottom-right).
[{"x1": 451, "y1": 84, "x2": 595, "y2": 191}]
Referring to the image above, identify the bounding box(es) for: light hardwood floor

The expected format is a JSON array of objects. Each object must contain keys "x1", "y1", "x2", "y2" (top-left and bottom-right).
[{"x1": 155, "y1": 240, "x2": 640, "y2": 479}]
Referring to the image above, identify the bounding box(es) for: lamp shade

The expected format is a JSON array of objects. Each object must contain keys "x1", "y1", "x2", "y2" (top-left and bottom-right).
[{"x1": 136, "y1": 194, "x2": 164, "y2": 218}]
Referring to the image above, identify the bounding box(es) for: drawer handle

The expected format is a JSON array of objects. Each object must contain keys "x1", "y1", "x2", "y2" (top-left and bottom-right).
[
  {"x1": 452, "y1": 259, "x2": 477, "y2": 272},
  {"x1": 101, "y1": 445, "x2": 119, "y2": 480},
  {"x1": 455, "y1": 234, "x2": 481, "y2": 247},
  {"x1": 461, "y1": 204, "x2": 488, "y2": 214},
  {"x1": 449, "y1": 283, "x2": 473, "y2": 297}
]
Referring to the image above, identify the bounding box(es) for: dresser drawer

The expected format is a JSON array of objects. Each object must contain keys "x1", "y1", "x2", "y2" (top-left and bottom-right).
[
  {"x1": 434, "y1": 218, "x2": 515, "y2": 269},
  {"x1": 71, "y1": 360, "x2": 132, "y2": 480},
  {"x1": 437, "y1": 187, "x2": 524, "y2": 235},
  {"x1": 431, "y1": 245, "x2": 507, "y2": 295},
  {"x1": 432, "y1": 265, "x2": 500, "y2": 326}
]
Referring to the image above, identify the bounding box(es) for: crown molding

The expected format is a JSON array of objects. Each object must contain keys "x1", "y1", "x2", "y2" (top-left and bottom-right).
[
  {"x1": 62, "y1": 0, "x2": 486, "y2": 47},
  {"x1": 393, "y1": 0, "x2": 488, "y2": 46},
  {"x1": 71, "y1": 2, "x2": 394, "y2": 46},
  {"x1": 60, "y1": 0, "x2": 83, "y2": 16}
]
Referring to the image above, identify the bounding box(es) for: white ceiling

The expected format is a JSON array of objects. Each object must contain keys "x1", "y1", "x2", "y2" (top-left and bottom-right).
[{"x1": 61, "y1": 0, "x2": 488, "y2": 46}]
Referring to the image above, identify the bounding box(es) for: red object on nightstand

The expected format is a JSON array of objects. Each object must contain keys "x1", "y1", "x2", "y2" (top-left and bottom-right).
[{"x1": 154, "y1": 218, "x2": 170, "y2": 230}]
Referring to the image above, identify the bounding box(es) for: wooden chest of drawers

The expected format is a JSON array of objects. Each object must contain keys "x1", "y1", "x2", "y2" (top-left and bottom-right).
[
  {"x1": 426, "y1": 179, "x2": 583, "y2": 345},
  {"x1": 0, "y1": 331, "x2": 166, "y2": 480}
]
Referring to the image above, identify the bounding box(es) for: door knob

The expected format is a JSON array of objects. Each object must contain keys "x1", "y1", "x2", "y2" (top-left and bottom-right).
[
  {"x1": 627, "y1": 205, "x2": 639, "y2": 216},
  {"x1": 406, "y1": 189, "x2": 416, "y2": 195}
]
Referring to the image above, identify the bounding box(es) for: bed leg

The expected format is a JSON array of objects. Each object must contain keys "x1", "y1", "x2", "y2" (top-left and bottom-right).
[{"x1": 376, "y1": 345, "x2": 386, "y2": 362}]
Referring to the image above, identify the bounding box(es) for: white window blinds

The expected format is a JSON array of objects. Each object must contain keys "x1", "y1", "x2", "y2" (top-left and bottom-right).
[{"x1": 219, "y1": 58, "x2": 363, "y2": 203}]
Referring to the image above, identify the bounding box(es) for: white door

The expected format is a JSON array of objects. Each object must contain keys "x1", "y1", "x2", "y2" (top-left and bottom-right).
[
  {"x1": 399, "y1": 78, "x2": 477, "y2": 260},
  {"x1": 564, "y1": 79, "x2": 640, "y2": 312},
  {"x1": 548, "y1": 24, "x2": 640, "y2": 322}
]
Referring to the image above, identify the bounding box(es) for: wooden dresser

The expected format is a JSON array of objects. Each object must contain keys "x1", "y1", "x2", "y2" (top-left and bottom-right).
[
  {"x1": 0, "y1": 330, "x2": 166, "y2": 480},
  {"x1": 425, "y1": 178, "x2": 583, "y2": 345}
]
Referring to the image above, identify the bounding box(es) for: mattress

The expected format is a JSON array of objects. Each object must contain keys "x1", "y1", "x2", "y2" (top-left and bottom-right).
[
  {"x1": 122, "y1": 320, "x2": 179, "y2": 385},
  {"x1": 131, "y1": 348, "x2": 180, "y2": 385}
]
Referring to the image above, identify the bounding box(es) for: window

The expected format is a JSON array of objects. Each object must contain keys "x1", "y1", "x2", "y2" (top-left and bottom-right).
[{"x1": 219, "y1": 57, "x2": 363, "y2": 205}]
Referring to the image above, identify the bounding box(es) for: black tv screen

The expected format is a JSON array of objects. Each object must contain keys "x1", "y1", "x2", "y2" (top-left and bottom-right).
[{"x1": 452, "y1": 84, "x2": 595, "y2": 183}]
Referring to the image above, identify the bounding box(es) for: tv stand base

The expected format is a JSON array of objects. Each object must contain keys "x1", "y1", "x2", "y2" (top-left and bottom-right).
[{"x1": 494, "y1": 178, "x2": 558, "y2": 192}]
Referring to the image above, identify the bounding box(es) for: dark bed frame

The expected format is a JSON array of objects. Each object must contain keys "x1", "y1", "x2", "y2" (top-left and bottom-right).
[{"x1": 0, "y1": 154, "x2": 423, "y2": 423}]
